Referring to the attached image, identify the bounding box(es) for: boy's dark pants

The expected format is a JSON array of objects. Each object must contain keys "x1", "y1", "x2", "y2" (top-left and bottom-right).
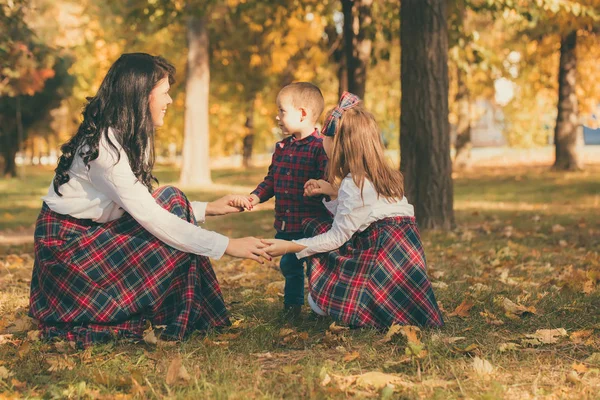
[{"x1": 275, "y1": 231, "x2": 305, "y2": 306}]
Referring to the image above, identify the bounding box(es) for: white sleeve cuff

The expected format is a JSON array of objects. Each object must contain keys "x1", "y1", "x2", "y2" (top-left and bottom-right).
[
  {"x1": 191, "y1": 201, "x2": 207, "y2": 224},
  {"x1": 292, "y1": 238, "x2": 313, "y2": 259},
  {"x1": 209, "y1": 233, "x2": 229, "y2": 260}
]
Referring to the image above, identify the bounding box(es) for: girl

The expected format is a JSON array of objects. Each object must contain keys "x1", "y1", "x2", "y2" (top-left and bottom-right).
[
  {"x1": 263, "y1": 92, "x2": 444, "y2": 329},
  {"x1": 30, "y1": 53, "x2": 269, "y2": 347}
]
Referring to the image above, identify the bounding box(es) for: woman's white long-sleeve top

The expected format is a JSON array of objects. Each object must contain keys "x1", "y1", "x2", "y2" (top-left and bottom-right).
[{"x1": 42, "y1": 128, "x2": 229, "y2": 259}]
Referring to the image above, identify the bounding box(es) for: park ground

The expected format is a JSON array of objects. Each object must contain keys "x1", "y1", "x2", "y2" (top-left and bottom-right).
[{"x1": 0, "y1": 162, "x2": 599, "y2": 399}]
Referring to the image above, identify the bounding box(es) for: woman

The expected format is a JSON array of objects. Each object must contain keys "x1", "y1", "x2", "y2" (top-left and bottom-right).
[{"x1": 29, "y1": 53, "x2": 269, "y2": 347}]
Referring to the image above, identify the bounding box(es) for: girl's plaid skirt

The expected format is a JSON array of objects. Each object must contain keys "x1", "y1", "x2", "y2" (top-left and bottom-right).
[
  {"x1": 303, "y1": 216, "x2": 444, "y2": 329},
  {"x1": 29, "y1": 186, "x2": 230, "y2": 347}
]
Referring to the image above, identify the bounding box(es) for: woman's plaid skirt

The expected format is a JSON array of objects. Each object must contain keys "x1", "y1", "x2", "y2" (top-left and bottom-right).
[
  {"x1": 303, "y1": 216, "x2": 444, "y2": 329},
  {"x1": 29, "y1": 186, "x2": 230, "y2": 347}
]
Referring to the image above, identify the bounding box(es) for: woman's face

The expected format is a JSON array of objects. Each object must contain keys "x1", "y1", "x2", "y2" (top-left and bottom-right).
[{"x1": 149, "y1": 77, "x2": 172, "y2": 127}]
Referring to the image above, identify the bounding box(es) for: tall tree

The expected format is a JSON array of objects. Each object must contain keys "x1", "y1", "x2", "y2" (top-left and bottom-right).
[
  {"x1": 180, "y1": 13, "x2": 212, "y2": 186},
  {"x1": 341, "y1": 0, "x2": 373, "y2": 99},
  {"x1": 0, "y1": 0, "x2": 73, "y2": 177},
  {"x1": 400, "y1": 0, "x2": 454, "y2": 230}
]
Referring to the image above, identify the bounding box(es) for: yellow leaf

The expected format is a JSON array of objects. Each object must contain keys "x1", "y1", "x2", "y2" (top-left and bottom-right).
[
  {"x1": 0, "y1": 366, "x2": 13, "y2": 380},
  {"x1": 572, "y1": 362, "x2": 588, "y2": 373},
  {"x1": 47, "y1": 355, "x2": 76, "y2": 372},
  {"x1": 278, "y1": 328, "x2": 296, "y2": 338},
  {"x1": 342, "y1": 351, "x2": 360, "y2": 362},
  {"x1": 378, "y1": 323, "x2": 402, "y2": 343},
  {"x1": 354, "y1": 371, "x2": 412, "y2": 390},
  {"x1": 400, "y1": 326, "x2": 421, "y2": 345}
]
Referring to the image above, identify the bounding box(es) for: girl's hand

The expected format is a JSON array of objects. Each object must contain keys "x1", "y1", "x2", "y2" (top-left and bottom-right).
[
  {"x1": 304, "y1": 179, "x2": 337, "y2": 199},
  {"x1": 261, "y1": 239, "x2": 307, "y2": 257},
  {"x1": 227, "y1": 195, "x2": 254, "y2": 210},
  {"x1": 225, "y1": 237, "x2": 271, "y2": 263}
]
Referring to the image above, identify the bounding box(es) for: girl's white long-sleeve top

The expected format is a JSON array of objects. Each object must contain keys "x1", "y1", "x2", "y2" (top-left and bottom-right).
[
  {"x1": 42, "y1": 129, "x2": 229, "y2": 259},
  {"x1": 292, "y1": 174, "x2": 415, "y2": 259}
]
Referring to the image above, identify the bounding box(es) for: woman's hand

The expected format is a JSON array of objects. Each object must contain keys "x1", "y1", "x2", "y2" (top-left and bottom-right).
[
  {"x1": 304, "y1": 179, "x2": 337, "y2": 199},
  {"x1": 206, "y1": 195, "x2": 247, "y2": 216},
  {"x1": 261, "y1": 239, "x2": 307, "y2": 257},
  {"x1": 225, "y1": 237, "x2": 271, "y2": 263}
]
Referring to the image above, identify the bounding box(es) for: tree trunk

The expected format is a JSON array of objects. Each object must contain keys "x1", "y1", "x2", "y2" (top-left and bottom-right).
[
  {"x1": 180, "y1": 15, "x2": 212, "y2": 187},
  {"x1": 553, "y1": 30, "x2": 581, "y2": 171},
  {"x1": 454, "y1": 64, "x2": 472, "y2": 169},
  {"x1": 1, "y1": 130, "x2": 18, "y2": 178},
  {"x1": 400, "y1": 0, "x2": 454, "y2": 230},
  {"x1": 342, "y1": 0, "x2": 372, "y2": 99},
  {"x1": 242, "y1": 101, "x2": 255, "y2": 168}
]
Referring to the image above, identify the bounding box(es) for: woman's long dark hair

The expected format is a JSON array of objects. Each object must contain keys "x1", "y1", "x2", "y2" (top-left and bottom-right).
[{"x1": 53, "y1": 53, "x2": 175, "y2": 195}]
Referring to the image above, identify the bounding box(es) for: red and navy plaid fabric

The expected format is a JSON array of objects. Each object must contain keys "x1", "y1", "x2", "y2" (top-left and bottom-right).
[
  {"x1": 251, "y1": 130, "x2": 330, "y2": 233},
  {"x1": 29, "y1": 186, "x2": 230, "y2": 347},
  {"x1": 321, "y1": 91, "x2": 361, "y2": 137},
  {"x1": 302, "y1": 216, "x2": 444, "y2": 329}
]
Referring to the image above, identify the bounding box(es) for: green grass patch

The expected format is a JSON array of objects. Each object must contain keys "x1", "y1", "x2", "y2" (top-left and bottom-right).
[{"x1": 0, "y1": 165, "x2": 599, "y2": 398}]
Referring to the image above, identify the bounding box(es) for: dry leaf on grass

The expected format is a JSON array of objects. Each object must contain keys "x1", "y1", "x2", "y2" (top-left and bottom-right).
[
  {"x1": 480, "y1": 309, "x2": 504, "y2": 326},
  {"x1": 26, "y1": 330, "x2": 40, "y2": 342},
  {"x1": 0, "y1": 366, "x2": 13, "y2": 380},
  {"x1": 342, "y1": 351, "x2": 360, "y2": 362},
  {"x1": 585, "y1": 353, "x2": 600, "y2": 366},
  {"x1": 570, "y1": 330, "x2": 594, "y2": 344},
  {"x1": 447, "y1": 299, "x2": 474, "y2": 318},
  {"x1": 552, "y1": 224, "x2": 565, "y2": 233},
  {"x1": 166, "y1": 356, "x2": 190, "y2": 385},
  {"x1": 328, "y1": 322, "x2": 349, "y2": 334},
  {"x1": 572, "y1": 363, "x2": 588, "y2": 373},
  {"x1": 47, "y1": 355, "x2": 76, "y2": 372},
  {"x1": 378, "y1": 323, "x2": 402, "y2": 344},
  {"x1": 498, "y1": 342, "x2": 520, "y2": 352},
  {"x1": 143, "y1": 328, "x2": 158, "y2": 345},
  {"x1": 499, "y1": 297, "x2": 536, "y2": 319},
  {"x1": 473, "y1": 357, "x2": 494, "y2": 376},
  {"x1": 523, "y1": 328, "x2": 568, "y2": 346}
]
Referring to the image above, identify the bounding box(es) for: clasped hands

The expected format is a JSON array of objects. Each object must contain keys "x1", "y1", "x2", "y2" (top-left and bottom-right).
[{"x1": 225, "y1": 179, "x2": 339, "y2": 258}]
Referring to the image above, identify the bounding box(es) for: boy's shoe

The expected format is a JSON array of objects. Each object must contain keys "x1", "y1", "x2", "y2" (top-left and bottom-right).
[{"x1": 281, "y1": 304, "x2": 303, "y2": 323}]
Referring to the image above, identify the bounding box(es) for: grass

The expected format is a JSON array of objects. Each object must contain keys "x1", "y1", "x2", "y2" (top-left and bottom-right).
[{"x1": 0, "y1": 165, "x2": 599, "y2": 399}]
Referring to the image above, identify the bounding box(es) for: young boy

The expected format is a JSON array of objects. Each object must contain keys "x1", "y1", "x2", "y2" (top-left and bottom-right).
[{"x1": 230, "y1": 82, "x2": 330, "y2": 318}]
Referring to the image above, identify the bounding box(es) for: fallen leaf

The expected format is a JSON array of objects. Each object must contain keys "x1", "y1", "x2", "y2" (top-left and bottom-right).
[
  {"x1": 572, "y1": 362, "x2": 588, "y2": 373},
  {"x1": 26, "y1": 330, "x2": 40, "y2": 342},
  {"x1": 278, "y1": 328, "x2": 296, "y2": 338},
  {"x1": 0, "y1": 334, "x2": 15, "y2": 345},
  {"x1": 500, "y1": 297, "x2": 536, "y2": 318},
  {"x1": 355, "y1": 371, "x2": 412, "y2": 390},
  {"x1": 328, "y1": 323, "x2": 349, "y2": 334},
  {"x1": 566, "y1": 370, "x2": 581, "y2": 384},
  {"x1": 0, "y1": 366, "x2": 12, "y2": 380},
  {"x1": 498, "y1": 342, "x2": 520, "y2": 352},
  {"x1": 447, "y1": 299, "x2": 474, "y2": 318},
  {"x1": 47, "y1": 355, "x2": 76, "y2": 372},
  {"x1": 443, "y1": 337, "x2": 466, "y2": 344},
  {"x1": 480, "y1": 309, "x2": 504, "y2": 326},
  {"x1": 400, "y1": 326, "x2": 421, "y2": 345},
  {"x1": 570, "y1": 330, "x2": 593, "y2": 343},
  {"x1": 552, "y1": 224, "x2": 565, "y2": 233},
  {"x1": 473, "y1": 357, "x2": 494, "y2": 376},
  {"x1": 343, "y1": 351, "x2": 360, "y2": 362},
  {"x1": 216, "y1": 332, "x2": 241, "y2": 341},
  {"x1": 165, "y1": 356, "x2": 190, "y2": 385},
  {"x1": 143, "y1": 328, "x2": 158, "y2": 345},
  {"x1": 320, "y1": 373, "x2": 332, "y2": 386},
  {"x1": 7, "y1": 316, "x2": 35, "y2": 333},
  {"x1": 378, "y1": 323, "x2": 402, "y2": 344},
  {"x1": 524, "y1": 328, "x2": 568, "y2": 345}
]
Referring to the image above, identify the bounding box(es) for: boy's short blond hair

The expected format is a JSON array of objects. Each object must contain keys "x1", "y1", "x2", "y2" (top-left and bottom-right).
[{"x1": 277, "y1": 82, "x2": 325, "y2": 124}]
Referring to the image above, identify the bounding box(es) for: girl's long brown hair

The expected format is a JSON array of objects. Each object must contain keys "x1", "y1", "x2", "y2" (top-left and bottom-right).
[{"x1": 326, "y1": 105, "x2": 404, "y2": 201}]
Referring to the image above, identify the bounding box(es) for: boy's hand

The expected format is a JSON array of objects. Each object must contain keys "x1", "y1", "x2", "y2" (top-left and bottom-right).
[
  {"x1": 228, "y1": 195, "x2": 254, "y2": 210},
  {"x1": 248, "y1": 194, "x2": 260, "y2": 206},
  {"x1": 304, "y1": 179, "x2": 337, "y2": 199}
]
